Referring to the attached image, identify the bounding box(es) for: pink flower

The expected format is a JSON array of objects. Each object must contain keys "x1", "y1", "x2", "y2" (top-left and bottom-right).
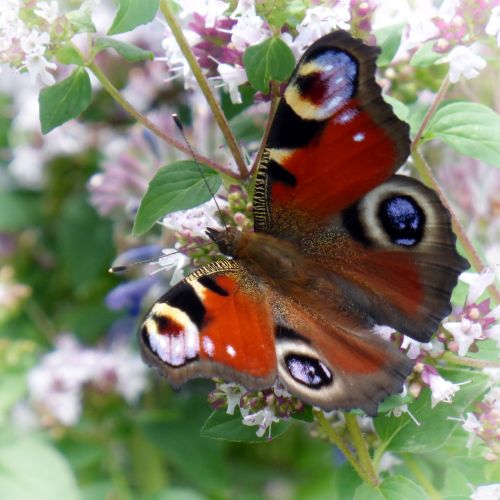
[{"x1": 443, "y1": 269, "x2": 500, "y2": 356}]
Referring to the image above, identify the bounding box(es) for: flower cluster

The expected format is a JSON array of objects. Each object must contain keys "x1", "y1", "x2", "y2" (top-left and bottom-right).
[
  {"x1": 0, "y1": 0, "x2": 91, "y2": 85},
  {"x1": 209, "y1": 381, "x2": 305, "y2": 437},
  {"x1": 443, "y1": 269, "x2": 500, "y2": 357},
  {"x1": 27, "y1": 335, "x2": 149, "y2": 427},
  {"x1": 462, "y1": 371, "x2": 500, "y2": 461}
]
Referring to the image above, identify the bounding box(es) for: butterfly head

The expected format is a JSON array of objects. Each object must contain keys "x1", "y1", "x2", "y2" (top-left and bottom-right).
[{"x1": 206, "y1": 226, "x2": 241, "y2": 257}]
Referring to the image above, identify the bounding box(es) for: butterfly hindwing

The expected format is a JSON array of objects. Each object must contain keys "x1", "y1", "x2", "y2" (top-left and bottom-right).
[{"x1": 140, "y1": 260, "x2": 277, "y2": 390}]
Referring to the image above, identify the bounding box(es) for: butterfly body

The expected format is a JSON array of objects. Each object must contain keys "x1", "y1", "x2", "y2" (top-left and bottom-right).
[{"x1": 140, "y1": 31, "x2": 468, "y2": 415}]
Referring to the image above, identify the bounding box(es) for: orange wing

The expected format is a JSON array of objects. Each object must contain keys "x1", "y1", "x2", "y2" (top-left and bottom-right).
[
  {"x1": 253, "y1": 30, "x2": 409, "y2": 234},
  {"x1": 140, "y1": 260, "x2": 277, "y2": 389}
]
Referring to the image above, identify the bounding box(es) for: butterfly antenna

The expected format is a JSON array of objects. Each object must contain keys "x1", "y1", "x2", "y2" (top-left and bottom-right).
[
  {"x1": 109, "y1": 242, "x2": 216, "y2": 274},
  {"x1": 172, "y1": 114, "x2": 227, "y2": 230}
]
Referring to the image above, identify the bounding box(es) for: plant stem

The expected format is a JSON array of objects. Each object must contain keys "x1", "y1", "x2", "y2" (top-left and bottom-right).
[
  {"x1": 412, "y1": 75, "x2": 449, "y2": 147},
  {"x1": 344, "y1": 413, "x2": 379, "y2": 486},
  {"x1": 86, "y1": 62, "x2": 237, "y2": 176},
  {"x1": 442, "y1": 351, "x2": 500, "y2": 369},
  {"x1": 410, "y1": 72, "x2": 500, "y2": 305},
  {"x1": 403, "y1": 454, "x2": 441, "y2": 500},
  {"x1": 314, "y1": 410, "x2": 378, "y2": 487},
  {"x1": 250, "y1": 80, "x2": 281, "y2": 177},
  {"x1": 159, "y1": 0, "x2": 248, "y2": 179}
]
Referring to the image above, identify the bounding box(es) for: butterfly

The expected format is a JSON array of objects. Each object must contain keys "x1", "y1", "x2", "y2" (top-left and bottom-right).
[{"x1": 139, "y1": 31, "x2": 468, "y2": 416}]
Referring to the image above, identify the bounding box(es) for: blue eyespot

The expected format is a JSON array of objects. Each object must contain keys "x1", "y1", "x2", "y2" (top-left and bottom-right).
[{"x1": 378, "y1": 195, "x2": 425, "y2": 247}]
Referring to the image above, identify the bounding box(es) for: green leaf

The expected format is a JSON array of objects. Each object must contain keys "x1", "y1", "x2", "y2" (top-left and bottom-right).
[
  {"x1": 57, "y1": 195, "x2": 114, "y2": 290},
  {"x1": 354, "y1": 476, "x2": 427, "y2": 500},
  {"x1": 443, "y1": 457, "x2": 493, "y2": 496},
  {"x1": 139, "y1": 396, "x2": 229, "y2": 495},
  {"x1": 67, "y1": 8, "x2": 96, "y2": 33},
  {"x1": 243, "y1": 37, "x2": 295, "y2": 93},
  {"x1": 383, "y1": 95, "x2": 409, "y2": 121},
  {"x1": 200, "y1": 408, "x2": 291, "y2": 443},
  {"x1": 133, "y1": 160, "x2": 222, "y2": 236},
  {"x1": 374, "y1": 369, "x2": 489, "y2": 454},
  {"x1": 95, "y1": 37, "x2": 154, "y2": 62},
  {"x1": 108, "y1": 0, "x2": 159, "y2": 35},
  {"x1": 425, "y1": 101, "x2": 500, "y2": 167},
  {"x1": 410, "y1": 41, "x2": 443, "y2": 67},
  {"x1": 0, "y1": 375, "x2": 26, "y2": 426},
  {"x1": 54, "y1": 45, "x2": 85, "y2": 65},
  {"x1": 0, "y1": 192, "x2": 42, "y2": 230},
  {"x1": 0, "y1": 435, "x2": 79, "y2": 500},
  {"x1": 39, "y1": 67, "x2": 91, "y2": 134},
  {"x1": 376, "y1": 24, "x2": 404, "y2": 66}
]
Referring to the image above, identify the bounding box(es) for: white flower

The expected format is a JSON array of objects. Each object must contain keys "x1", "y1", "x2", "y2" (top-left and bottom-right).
[
  {"x1": 403, "y1": 9, "x2": 440, "y2": 50},
  {"x1": 230, "y1": 10, "x2": 270, "y2": 51},
  {"x1": 422, "y1": 368, "x2": 466, "y2": 407},
  {"x1": 161, "y1": 29, "x2": 201, "y2": 89},
  {"x1": 293, "y1": 3, "x2": 351, "y2": 53},
  {"x1": 378, "y1": 452, "x2": 403, "y2": 472},
  {"x1": 218, "y1": 383, "x2": 246, "y2": 414},
  {"x1": 34, "y1": 1, "x2": 60, "y2": 23},
  {"x1": 388, "y1": 404, "x2": 421, "y2": 426},
  {"x1": 242, "y1": 406, "x2": 280, "y2": 437},
  {"x1": 174, "y1": 0, "x2": 229, "y2": 28},
  {"x1": 444, "y1": 317, "x2": 484, "y2": 356},
  {"x1": 20, "y1": 30, "x2": 50, "y2": 56},
  {"x1": 443, "y1": 269, "x2": 499, "y2": 356},
  {"x1": 445, "y1": 45, "x2": 487, "y2": 83},
  {"x1": 156, "y1": 246, "x2": 190, "y2": 285},
  {"x1": 437, "y1": 0, "x2": 460, "y2": 23},
  {"x1": 214, "y1": 63, "x2": 247, "y2": 104},
  {"x1": 460, "y1": 269, "x2": 496, "y2": 304},
  {"x1": 161, "y1": 199, "x2": 224, "y2": 238},
  {"x1": 470, "y1": 483, "x2": 500, "y2": 500},
  {"x1": 27, "y1": 335, "x2": 148, "y2": 426},
  {"x1": 486, "y1": 6, "x2": 500, "y2": 47},
  {"x1": 462, "y1": 411, "x2": 481, "y2": 449},
  {"x1": 401, "y1": 335, "x2": 432, "y2": 359},
  {"x1": 23, "y1": 53, "x2": 57, "y2": 85}
]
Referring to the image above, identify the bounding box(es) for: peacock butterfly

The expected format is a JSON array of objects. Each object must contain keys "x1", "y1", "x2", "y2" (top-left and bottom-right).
[{"x1": 139, "y1": 31, "x2": 468, "y2": 416}]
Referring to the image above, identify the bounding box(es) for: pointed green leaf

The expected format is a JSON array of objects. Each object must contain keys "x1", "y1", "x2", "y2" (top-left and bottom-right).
[
  {"x1": 38, "y1": 68, "x2": 91, "y2": 134},
  {"x1": 374, "y1": 369, "x2": 489, "y2": 453},
  {"x1": 108, "y1": 0, "x2": 159, "y2": 35},
  {"x1": 200, "y1": 408, "x2": 291, "y2": 443},
  {"x1": 243, "y1": 37, "x2": 295, "y2": 93},
  {"x1": 133, "y1": 161, "x2": 222, "y2": 236},
  {"x1": 376, "y1": 23, "x2": 404, "y2": 66},
  {"x1": 95, "y1": 37, "x2": 154, "y2": 62},
  {"x1": 354, "y1": 476, "x2": 427, "y2": 500},
  {"x1": 425, "y1": 101, "x2": 500, "y2": 167}
]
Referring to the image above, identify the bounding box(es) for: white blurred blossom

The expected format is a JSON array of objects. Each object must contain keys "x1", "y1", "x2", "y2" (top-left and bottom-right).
[
  {"x1": 28, "y1": 335, "x2": 149, "y2": 426},
  {"x1": 445, "y1": 45, "x2": 487, "y2": 83},
  {"x1": 486, "y1": 6, "x2": 500, "y2": 46}
]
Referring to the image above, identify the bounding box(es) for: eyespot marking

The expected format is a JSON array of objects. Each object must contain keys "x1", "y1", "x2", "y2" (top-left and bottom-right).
[
  {"x1": 226, "y1": 345, "x2": 236, "y2": 358},
  {"x1": 285, "y1": 353, "x2": 332, "y2": 388},
  {"x1": 353, "y1": 132, "x2": 365, "y2": 142},
  {"x1": 378, "y1": 195, "x2": 425, "y2": 247}
]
